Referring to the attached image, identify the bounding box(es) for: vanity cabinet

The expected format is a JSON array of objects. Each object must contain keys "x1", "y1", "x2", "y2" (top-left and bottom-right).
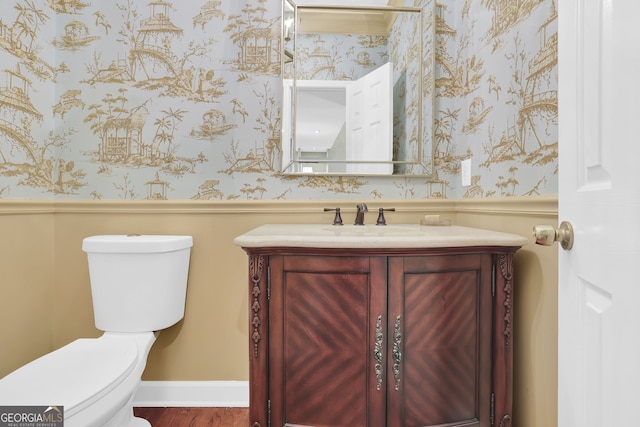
[{"x1": 240, "y1": 244, "x2": 520, "y2": 427}]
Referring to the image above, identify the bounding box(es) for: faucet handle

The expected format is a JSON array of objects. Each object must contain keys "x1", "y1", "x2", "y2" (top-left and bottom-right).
[
  {"x1": 376, "y1": 208, "x2": 396, "y2": 225},
  {"x1": 324, "y1": 207, "x2": 344, "y2": 225}
]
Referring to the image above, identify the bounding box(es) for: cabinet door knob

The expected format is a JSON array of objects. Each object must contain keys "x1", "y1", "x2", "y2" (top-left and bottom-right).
[{"x1": 532, "y1": 221, "x2": 574, "y2": 250}]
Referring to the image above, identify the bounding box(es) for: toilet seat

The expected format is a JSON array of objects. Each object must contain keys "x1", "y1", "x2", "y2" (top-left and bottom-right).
[{"x1": 0, "y1": 335, "x2": 138, "y2": 417}]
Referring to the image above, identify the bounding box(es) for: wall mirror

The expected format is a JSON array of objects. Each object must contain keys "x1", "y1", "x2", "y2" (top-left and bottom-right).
[{"x1": 281, "y1": 0, "x2": 434, "y2": 176}]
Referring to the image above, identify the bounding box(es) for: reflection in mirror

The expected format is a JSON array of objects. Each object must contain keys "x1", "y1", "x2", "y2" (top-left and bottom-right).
[
  {"x1": 281, "y1": 1, "x2": 434, "y2": 176},
  {"x1": 283, "y1": 0, "x2": 295, "y2": 64}
]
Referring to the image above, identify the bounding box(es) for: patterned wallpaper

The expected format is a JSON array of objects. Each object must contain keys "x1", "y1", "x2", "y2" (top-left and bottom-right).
[
  {"x1": 0, "y1": 0, "x2": 557, "y2": 200},
  {"x1": 295, "y1": 33, "x2": 388, "y2": 81},
  {"x1": 435, "y1": 0, "x2": 558, "y2": 198}
]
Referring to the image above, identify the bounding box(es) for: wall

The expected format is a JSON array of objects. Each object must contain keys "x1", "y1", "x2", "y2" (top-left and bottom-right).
[
  {"x1": 0, "y1": 203, "x2": 55, "y2": 376},
  {"x1": 0, "y1": 0, "x2": 558, "y2": 425},
  {"x1": 0, "y1": 0, "x2": 557, "y2": 200},
  {"x1": 435, "y1": 0, "x2": 558, "y2": 198},
  {"x1": 0, "y1": 196, "x2": 557, "y2": 427},
  {"x1": 456, "y1": 197, "x2": 558, "y2": 426}
]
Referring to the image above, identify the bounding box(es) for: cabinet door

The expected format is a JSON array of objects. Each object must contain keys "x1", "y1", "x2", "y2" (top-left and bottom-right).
[
  {"x1": 269, "y1": 255, "x2": 388, "y2": 427},
  {"x1": 387, "y1": 254, "x2": 493, "y2": 427}
]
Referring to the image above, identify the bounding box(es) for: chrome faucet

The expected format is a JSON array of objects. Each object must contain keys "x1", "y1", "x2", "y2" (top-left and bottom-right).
[{"x1": 354, "y1": 203, "x2": 368, "y2": 225}]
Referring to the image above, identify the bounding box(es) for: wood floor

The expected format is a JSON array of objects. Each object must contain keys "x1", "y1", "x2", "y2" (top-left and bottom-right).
[{"x1": 133, "y1": 407, "x2": 249, "y2": 426}]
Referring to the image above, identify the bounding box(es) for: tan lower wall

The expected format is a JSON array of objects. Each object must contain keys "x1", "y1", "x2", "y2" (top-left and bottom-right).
[
  {"x1": 0, "y1": 196, "x2": 557, "y2": 427},
  {"x1": 455, "y1": 197, "x2": 558, "y2": 427},
  {"x1": 0, "y1": 202, "x2": 55, "y2": 377}
]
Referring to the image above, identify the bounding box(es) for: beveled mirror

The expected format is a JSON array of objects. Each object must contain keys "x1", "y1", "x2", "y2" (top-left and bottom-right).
[{"x1": 281, "y1": 0, "x2": 434, "y2": 176}]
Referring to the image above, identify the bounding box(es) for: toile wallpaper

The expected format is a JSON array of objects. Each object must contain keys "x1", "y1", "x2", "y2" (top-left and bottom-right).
[{"x1": 0, "y1": 0, "x2": 557, "y2": 200}]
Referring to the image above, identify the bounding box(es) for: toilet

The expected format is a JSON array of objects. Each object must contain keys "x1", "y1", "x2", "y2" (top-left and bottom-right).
[{"x1": 0, "y1": 234, "x2": 193, "y2": 427}]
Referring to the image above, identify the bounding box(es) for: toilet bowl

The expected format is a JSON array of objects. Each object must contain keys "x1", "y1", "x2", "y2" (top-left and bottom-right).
[
  {"x1": 0, "y1": 235, "x2": 193, "y2": 427},
  {"x1": 0, "y1": 333, "x2": 156, "y2": 427}
]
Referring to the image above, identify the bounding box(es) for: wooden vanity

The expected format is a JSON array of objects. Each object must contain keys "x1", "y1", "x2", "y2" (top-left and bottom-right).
[{"x1": 235, "y1": 224, "x2": 527, "y2": 427}]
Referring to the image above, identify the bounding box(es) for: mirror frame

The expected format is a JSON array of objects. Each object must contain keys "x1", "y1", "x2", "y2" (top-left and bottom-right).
[{"x1": 280, "y1": 1, "x2": 435, "y2": 177}]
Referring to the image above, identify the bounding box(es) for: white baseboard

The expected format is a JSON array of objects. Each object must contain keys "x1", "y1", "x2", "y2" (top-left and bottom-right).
[{"x1": 133, "y1": 381, "x2": 249, "y2": 407}]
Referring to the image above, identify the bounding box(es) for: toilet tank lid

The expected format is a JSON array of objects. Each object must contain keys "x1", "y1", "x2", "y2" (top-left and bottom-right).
[{"x1": 82, "y1": 235, "x2": 193, "y2": 253}]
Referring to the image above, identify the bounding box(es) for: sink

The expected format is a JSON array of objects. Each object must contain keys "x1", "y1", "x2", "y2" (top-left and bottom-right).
[
  {"x1": 234, "y1": 224, "x2": 529, "y2": 249},
  {"x1": 322, "y1": 225, "x2": 419, "y2": 236}
]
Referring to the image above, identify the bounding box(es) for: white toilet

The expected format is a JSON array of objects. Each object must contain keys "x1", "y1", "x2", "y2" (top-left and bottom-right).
[{"x1": 0, "y1": 234, "x2": 193, "y2": 427}]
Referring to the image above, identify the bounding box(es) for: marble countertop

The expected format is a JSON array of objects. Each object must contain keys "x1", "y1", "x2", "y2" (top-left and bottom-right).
[{"x1": 234, "y1": 224, "x2": 529, "y2": 249}]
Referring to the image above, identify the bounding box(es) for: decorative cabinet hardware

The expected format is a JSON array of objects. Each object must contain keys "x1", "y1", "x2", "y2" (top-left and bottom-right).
[
  {"x1": 392, "y1": 315, "x2": 402, "y2": 391},
  {"x1": 374, "y1": 315, "x2": 384, "y2": 391}
]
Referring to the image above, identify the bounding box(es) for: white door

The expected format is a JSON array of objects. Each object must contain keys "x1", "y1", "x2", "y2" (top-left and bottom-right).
[
  {"x1": 558, "y1": 1, "x2": 640, "y2": 426},
  {"x1": 346, "y1": 62, "x2": 393, "y2": 174}
]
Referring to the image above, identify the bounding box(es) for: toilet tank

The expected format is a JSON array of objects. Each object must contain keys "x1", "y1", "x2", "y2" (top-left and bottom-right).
[{"x1": 82, "y1": 235, "x2": 193, "y2": 332}]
